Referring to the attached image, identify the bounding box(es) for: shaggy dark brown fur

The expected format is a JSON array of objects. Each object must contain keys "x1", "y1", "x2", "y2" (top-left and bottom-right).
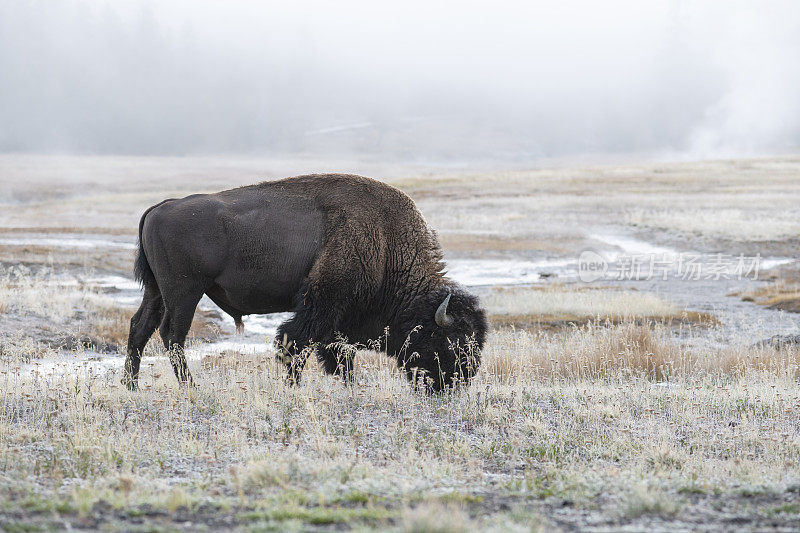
[{"x1": 125, "y1": 174, "x2": 487, "y2": 392}]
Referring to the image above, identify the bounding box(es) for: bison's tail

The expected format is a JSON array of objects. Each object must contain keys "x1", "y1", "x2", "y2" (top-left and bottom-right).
[
  {"x1": 133, "y1": 242, "x2": 155, "y2": 288},
  {"x1": 133, "y1": 201, "x2": 167, "y2": 288}
]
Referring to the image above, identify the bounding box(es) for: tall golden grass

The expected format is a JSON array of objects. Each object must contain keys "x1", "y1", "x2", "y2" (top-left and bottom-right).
[{"x1": 482, "y1": 323, "x2": 799, "y2": 384}]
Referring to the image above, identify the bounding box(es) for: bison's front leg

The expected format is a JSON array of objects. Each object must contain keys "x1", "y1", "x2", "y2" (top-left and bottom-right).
[
  {"x1": 318, "y1": 342, "x2": 356, "y2": 383},
  {"x1": 274, "y1": 304, "x2": 340, "y2": 385},
  {"x1": 275, "y1": 332, "x2": 313, "y2": 385}
]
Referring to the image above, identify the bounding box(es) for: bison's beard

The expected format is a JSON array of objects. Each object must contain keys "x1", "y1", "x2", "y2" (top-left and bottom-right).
[{"x1": 401, "y1": 333, "x2": 484, "y2": 392}]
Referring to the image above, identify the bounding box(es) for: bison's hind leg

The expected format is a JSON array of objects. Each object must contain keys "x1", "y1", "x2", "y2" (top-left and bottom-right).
[
  {"x1": 158, "y1": 312, "x2": 171, "y2": 349},
  {"x1": 124, "y1": 284, "x2": 164, "y2": 390},
  {"x1": 161, "y1": 291, "x2": 204, "y2": 386}
]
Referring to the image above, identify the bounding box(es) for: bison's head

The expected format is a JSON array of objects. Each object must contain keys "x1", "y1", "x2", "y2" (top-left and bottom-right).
[{"x1": 398, "y1": 285, "x2": 488, "y2": 392}]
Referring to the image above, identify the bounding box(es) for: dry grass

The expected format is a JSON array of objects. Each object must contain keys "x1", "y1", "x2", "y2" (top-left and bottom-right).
[
  {"x1": 0, "y1": 266, "x2": 114, "y2": 323},
  {"x1": 0, "y1": 243, "x2": 133, "y2": 273},
  {"x1": 409, "y1": 157, "x2": 800, "y2": 254},
  {"x1": 737, "y1": 280, "x2": 800, "y2": 313},
  {"x1": 484, "y1": 285, "x2": 716, "y2": 330},
  {"x1": 2, "y1": 324, "x2": 800, "y2": 530},
  {"x1": 0, "y1": 269, "x2": 799, "y2": 529},
  {"x1": 2, "y1": 268, "x2": 799, "y2": 530},
  {"x1": 482, "y1": 324, "x2": 683, "y2": 382},
  {"x1": 0, "y1": 226, "x2": 135, "y2": 235},
  {"x1": 0, "y1": 267, "x2": 221, "y2": 348},
  {"x1": 0, "y1": 268, "x2": 800, "y2": 531},
  {"x1": 627, "y1": 208, "x2": 800, "y2": 242},
  {"x1": 485, "y1": 285, "x2": 678, "y2": 318},
  {"x1": 732, "y1": 262, "x2": 800, "y2": 313},
  {"x1": 5, "y1": 155, "x2": 800, "y2": 259},
  {"x1": 88, "y1": 306, "x2": 138, "y2": 345},
  {"x1": 0, "y1": 335, "x2": 56, "y2": 362},
  {"x1": 482, "y1": 324, "x2": 799, "y2": 383},
  {"x1": 3, "y1": 155, "x2": 800, "y2": 529}
]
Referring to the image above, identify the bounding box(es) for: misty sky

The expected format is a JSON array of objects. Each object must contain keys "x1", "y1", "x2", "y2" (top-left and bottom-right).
[{"x1": 1, "y1": 1, "x2": 798, "y2": 161}]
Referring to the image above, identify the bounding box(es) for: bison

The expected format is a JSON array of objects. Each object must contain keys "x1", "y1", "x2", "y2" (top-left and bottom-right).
[{"x1": 124, "y1": 174, "x2": 487, "y2": 392}]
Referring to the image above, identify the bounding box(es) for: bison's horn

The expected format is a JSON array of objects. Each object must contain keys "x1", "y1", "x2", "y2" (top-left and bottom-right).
[{"x1": 435, "y1": 293, "x2": 454, "y2": 327}]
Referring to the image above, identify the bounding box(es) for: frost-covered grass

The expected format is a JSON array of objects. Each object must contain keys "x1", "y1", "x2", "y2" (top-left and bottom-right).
[
  {"x1": 5, "y1": 154, "x2": 800, "y2": 256},
  {"x1": 0, "y1": 266, "x2": 117, "y2": 324},
  {"x1": 483, "y1": 285, "x2": 716, "y2": 332},
  {"x1": 409, "y1": 157, "x2": 800, "y2": 249},
  {"x1": 3, "y1": 155, "x2": 800, "y2": 529},
  {"x1": 2, "y1": 321, "x2": 800, "y2": 530},
  {"x1": 0, "y1": 266, "x2": 133, "y2": 349},
  {"x1": 3, "y1": 268, "x2": 799, "y2": 530},
  {"x1": 0, "y1": 268, "x2": 219, "y2": 353},
  {"x1": 627, "y1": 208, "x2": 800, "y2": 242},
  {"x1": 484, "y1": 285, "x2": 684, "y2": 324}
]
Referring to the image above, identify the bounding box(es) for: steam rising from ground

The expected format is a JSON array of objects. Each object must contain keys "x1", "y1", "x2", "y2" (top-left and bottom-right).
[{"x1": 1, "y1": 1, "x2": 798, "y2": 160}]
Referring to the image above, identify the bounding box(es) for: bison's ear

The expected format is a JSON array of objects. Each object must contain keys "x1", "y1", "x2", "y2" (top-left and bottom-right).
[{"x1": 435, "y1": 293, "x2": 454, "y2": 327}]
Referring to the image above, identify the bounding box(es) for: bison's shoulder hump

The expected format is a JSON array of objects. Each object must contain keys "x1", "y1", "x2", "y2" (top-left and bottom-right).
[{"x1": 262, "y1": 173, "x2": 406, "y2": 197}]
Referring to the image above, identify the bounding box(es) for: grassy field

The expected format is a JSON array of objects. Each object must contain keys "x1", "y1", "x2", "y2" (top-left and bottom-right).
[
  {"x1": 2, "y1": 155, "x2": 800, "y2": 531},
  {"x1": 3, "y1": 293, "x2": 800, "y2": 531},
  {"x1": 482, "y1": 285, "x2": 716, "y2": 330}
]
